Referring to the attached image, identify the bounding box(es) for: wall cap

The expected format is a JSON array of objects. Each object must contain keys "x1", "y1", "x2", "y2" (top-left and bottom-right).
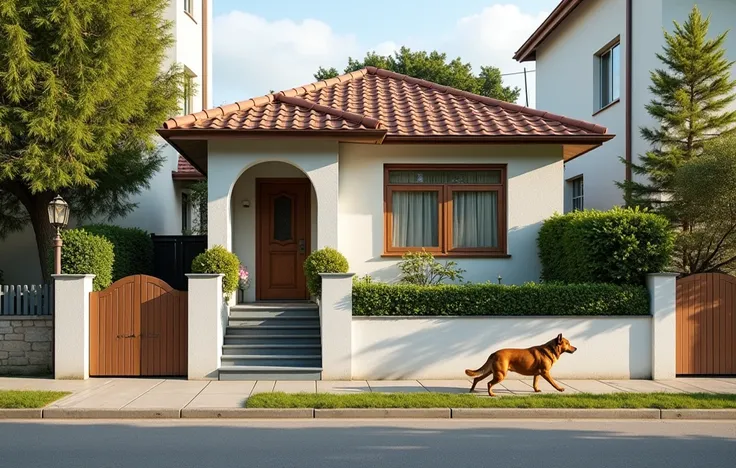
[
  {"x1": 51, "y1": 274, "x2": 96, "y2": 279},
  {"x1": 319, "y1": 273, "x2": 355, "y2": 278},
  {"x1": 186, "y1": 273, "x2": 224, "y2": 278},
  {"x1": 647, "y1": 272, "x2": 680, "y2": 278}
]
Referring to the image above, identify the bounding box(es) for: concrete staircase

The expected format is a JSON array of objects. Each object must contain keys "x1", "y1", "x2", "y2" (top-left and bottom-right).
[{"x1": 218, "y1": 302, "x2": 322, "y2": 381}]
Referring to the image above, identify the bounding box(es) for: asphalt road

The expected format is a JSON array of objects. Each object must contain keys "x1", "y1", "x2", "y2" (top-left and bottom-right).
[{"x1": 0, "y1": 419, "x2": 734, "y2": 468}]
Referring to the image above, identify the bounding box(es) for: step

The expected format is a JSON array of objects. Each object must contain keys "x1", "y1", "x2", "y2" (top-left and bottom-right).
[
  {"x1": 226, "y1": 325, "x2": 320, "y2": 336},
  {"x1": 218, "y1": 366, "x2": 322, "y2": 381},
  {"x1": 222, "y1": 344, "x2": 322, "y2": 356},
  {"x1": 228, "y1": 309, "x2": 319, "y2": 319},
  {"x1": 223, "y1": 335, "x2": 321, "y2": 346},
  {"x1": 230, "y1": 303, "x2": 318, "y2": 312},
  {"x1": 220, "y1": 355, "x2": 322, "y2": 367},
  {"x1": 228, "y1": 317, "x2": 320, "y2": 327}
]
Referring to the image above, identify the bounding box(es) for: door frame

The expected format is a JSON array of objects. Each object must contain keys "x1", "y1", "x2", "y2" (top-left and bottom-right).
[{"x1": 255, "y1": 178, "x2": 312, "y2": 301}]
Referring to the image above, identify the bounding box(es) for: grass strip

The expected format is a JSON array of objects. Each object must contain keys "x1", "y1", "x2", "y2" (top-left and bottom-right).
[
  {"x1": 0, "y1": 390, "x2": 70, "y2": 409},
  {"x1": 245, "y1": 392, "x2": 736, "y2": 410}
]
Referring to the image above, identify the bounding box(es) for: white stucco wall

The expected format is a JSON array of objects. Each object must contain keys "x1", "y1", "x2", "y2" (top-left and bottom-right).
[
  {"x1": 535, "y1": 0, "x2": 627, "y2": 211},
  {"x1": 338, "y1": 143, "x2": 563, "y2": 285},
  {"x1": 352, "y1": 316, "x2": 652, "y2": 380}
]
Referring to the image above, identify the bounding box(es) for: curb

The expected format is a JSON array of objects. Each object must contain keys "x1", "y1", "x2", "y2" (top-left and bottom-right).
[
  {"x1": 315, "y1": 408, "x2": 451, "y2": 419},
  {"x1": 42, "y1": 408, "x2": 180, "y2": 419},
  {"x1": 661, "y1": 409, "x2": 736, "y2": 420},
  {"x1": 0, "y1": 409, "x2": 43, "y2": 419},
  {"x1": 451, "y1": 408, "x2": 660, "y2": 419},
  {"x1": 181, "y1": 408, "x2": 313, "y2": 419}
]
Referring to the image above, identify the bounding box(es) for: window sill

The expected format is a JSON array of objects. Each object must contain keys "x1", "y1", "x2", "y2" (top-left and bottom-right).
[
  {"x1": 381, "y1": 252, "x2": 511, "y2": 259},
  {"x1": 184, "y1": 10, "x2": 197, "y2": 24},
  {"x1": 592, "y1": 98, "x2": 620, "y2": 116}
]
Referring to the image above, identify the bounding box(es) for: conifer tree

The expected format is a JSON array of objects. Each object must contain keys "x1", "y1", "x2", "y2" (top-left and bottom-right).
[{"x1": 0, "y1": 0, "x2": 185, "y2": 280}]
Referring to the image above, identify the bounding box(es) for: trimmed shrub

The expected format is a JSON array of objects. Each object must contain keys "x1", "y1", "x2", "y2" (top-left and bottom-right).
[
  {"x1": 81, "y1": 224, "x2": 153, "y2": 281},
  {"x1": 56, "y1": 229, "x2": 115, "y2": 291},
  {"x1": 303, "y1": 247, "x2": 349, "y2": 298},
  {"x1": 352, "y1": 282, "x2": 649, "y2": 316},
  {"x1": 538, "y1": 207, "x2": 674, "y2": 285},
  {"x1": 191, "y1": 245, "x2": 240, "y2": 296}
]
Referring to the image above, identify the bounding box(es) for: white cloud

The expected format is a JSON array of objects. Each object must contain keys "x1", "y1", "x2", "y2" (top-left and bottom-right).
[
  {"x1": 212, "y1": 12, "x2": 360, "y2": 105},
  {"x1": 212, "y1": 5, "x2": 549, "y2": 107}
]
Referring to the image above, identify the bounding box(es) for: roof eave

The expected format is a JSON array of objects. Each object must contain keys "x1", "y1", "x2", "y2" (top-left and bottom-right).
[{"x1": 513, "y1": 0, "x2": 585, "y2": 63}]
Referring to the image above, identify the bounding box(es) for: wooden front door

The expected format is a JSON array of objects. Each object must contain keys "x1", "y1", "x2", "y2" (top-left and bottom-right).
[
  {"x1": 89, "y1": 275, "x2": 187, "y2": 377},
  {"x1": 256, "y1": 179, "x2": 311, "y2": 300}
]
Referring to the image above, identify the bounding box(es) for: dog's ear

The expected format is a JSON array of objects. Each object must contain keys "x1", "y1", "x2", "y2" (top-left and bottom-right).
[{"x1": 557, "y1": 333, "x2": 563, "y2": 344}]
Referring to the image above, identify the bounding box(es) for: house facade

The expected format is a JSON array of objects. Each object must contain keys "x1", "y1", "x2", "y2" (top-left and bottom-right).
[
  {"x1": 0, "y1": 0, "x2": 211, "y2": 284},
  {"x1": 160, "y1": 67, "x2": 613, "y2": 303},
  {"x1": 515, "y1": 0, "x2": 736, "y2": 212}
]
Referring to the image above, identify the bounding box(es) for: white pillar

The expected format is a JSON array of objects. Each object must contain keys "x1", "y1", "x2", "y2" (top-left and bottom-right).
[
  {"x1": 53, "y1": 274, "x2": 94, "y2": 380},
  {"x1": 319, "y1": 273, "x2": 354, "y2": 380},
  {"x1": 647, "y1": 272, "x2": 678, "y2": 380},
  {"x1": 187, "y1": 274, "x2": 224, "y2": 380}
]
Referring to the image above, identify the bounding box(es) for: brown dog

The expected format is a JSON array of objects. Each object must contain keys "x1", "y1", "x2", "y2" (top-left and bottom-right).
[{"x1": 465, "y1": 334, "x2": 577, "y2": 396}]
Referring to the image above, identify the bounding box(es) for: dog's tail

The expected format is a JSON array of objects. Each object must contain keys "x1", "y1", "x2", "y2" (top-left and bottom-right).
[{"x1": 465, "y1": 354, "x2": 494, "y2": 377}]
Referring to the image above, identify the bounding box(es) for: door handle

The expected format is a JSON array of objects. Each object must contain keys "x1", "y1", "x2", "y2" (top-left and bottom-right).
[{"x1": 298, "y1": 239, "x2": 305, "y2": 254}]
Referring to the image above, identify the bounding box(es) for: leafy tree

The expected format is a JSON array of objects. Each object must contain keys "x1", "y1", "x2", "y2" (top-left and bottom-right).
[
  {"x1": 314, "y1": 47, "x2": 521, "y2": 103},
  {"x1": 619, "y1": 6, "x2": 736, "y2": 213},
  {"x1": 0, "y1": 0, "x2": 185, "y2": 281},
  {"x1": 672, "y1": 135, "x2": 736, "y2": 274}
]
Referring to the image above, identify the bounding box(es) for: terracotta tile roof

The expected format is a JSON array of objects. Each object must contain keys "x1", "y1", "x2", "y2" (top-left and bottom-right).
[
  {"x1": 172, "y1": 155, "x2": 204, "y2": 180},
  {"x1": 162, "y1": 67, "x2": 608, "y2": 138}
]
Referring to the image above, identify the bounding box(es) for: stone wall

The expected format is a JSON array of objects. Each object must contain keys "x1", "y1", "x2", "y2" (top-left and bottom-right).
[{"x1": 0, "y1": 316, "x2": 53, "y2": 376}]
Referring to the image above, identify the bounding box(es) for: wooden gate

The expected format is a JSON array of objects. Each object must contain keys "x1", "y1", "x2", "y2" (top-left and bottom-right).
[
  {"x1": 676, "y1": 273, "x2": 736, "y2": 376},
  {"x1": 90, "y1": 275, "x2": 187, "y2": 377}
]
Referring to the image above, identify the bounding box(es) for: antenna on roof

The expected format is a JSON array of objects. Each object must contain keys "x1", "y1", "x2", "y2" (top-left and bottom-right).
[{"x1": 523, "y1": 67, "x2": 529, "y2": 107}]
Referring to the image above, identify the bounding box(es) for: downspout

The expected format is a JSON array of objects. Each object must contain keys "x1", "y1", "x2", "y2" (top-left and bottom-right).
[{"x1": 625, "y1": 0, "x2": 633, "y2": 195}]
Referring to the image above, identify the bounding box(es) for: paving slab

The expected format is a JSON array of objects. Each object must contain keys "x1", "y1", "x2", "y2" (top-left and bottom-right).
[
  {"x1": 533, "y1": 378, "x2": 580, "y2": 394},
  {"x1": 56, "y1": 379, "x2": 164, "y2": 409},
  {"x1": 419, "y1": 380, "x2": 472, "y2": 394},
  {"x1": 368, "y1": 380, "x2": 428, "y2": 393},
  {"x1": 673, "y1": 378, "x2": 736, "y2": 394},
  {"x1": 602, "y1": 380, "x2": 681, "y2": 393},
  {"x1": 273, "y1": 380, "x2": 317, "y2": 394},
  {"x1": 184, "y1": 393, "x2": 247, "y2": 409},
  {"x1": 200, "y1": 381, "x2": 256, "y2": 395},
  {"x1": 559, "y1": 380, "x2": 623, "y2": 394},
  {"x1": 0, "y1": 377, "x2": 111, "y2": 392},
  {"x1": 497, "y1": 379, "x2": 534, "y2": 394},
  {"x1": 316, "y1": 380, "x2": 371, "y2": 394},
  {"x1": 250, "y1": 381, "x2": 275, "y2": 394},
  {"x1": 123, "y1": 380, "x2": 208, "y2": 410},
  {"x1": 654, "y1": 379, "x2": 715, "y2": 393}
]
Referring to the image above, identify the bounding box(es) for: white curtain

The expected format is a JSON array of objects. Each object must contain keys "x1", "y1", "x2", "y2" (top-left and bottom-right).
[
  {"x1": 452, "y1": 191, "x2": 497, "y2": 248},
  {"x1": 392, "y1": 191, "x2": 438, "y2": 247}
]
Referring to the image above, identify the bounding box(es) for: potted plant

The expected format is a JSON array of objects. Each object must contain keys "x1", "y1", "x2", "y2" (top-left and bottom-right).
[{"x1": 237, "y1": 264, "x2": 251, "y2": 303}]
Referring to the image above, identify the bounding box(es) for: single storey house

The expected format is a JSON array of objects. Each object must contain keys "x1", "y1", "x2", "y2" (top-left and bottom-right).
[{"x1": 159, "y1": 67, "x2": 613, "y2": 303}]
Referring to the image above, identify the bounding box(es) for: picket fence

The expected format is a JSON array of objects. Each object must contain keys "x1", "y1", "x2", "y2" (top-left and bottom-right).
[{"x1": 0, "y1": 284, "x2": 54, "y2": 316}]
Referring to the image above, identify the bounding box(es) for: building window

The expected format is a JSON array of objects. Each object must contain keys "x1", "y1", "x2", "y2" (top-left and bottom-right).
[
  {"x1": 182, "y1": 192, "x2": 191, "y2": 233},
  {"x1": 183, "y1": 73, "x2": 194, "y2": 115},
  {"x1": 184, "y1": 0, "x2": 194, "y2": 17},
  {"x1": 571, "y1": 177, "x2": 584, "y2": 211},
  {"x1": 384, "y1": 165, "x2": 507, "y2": 256},
  {"x1": 598, "y1": 42, "x2": 620, "y2": 109}
]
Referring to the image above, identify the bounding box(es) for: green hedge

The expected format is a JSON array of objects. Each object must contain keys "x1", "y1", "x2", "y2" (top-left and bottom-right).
[
  {"x1": 352, "y1": 282, "x2": 649, "y2": 316},
  {"x1": 538, "y1": 208, "x2": 674, "y2": 285},
  {"x1": 191, "y1": 245, "x2": 240, "y2": 295},
  {"x1": 57, "y1": 229, "x2": 115, "y2": 291},
  {"x1": 81, "y1": 224, "x2": 153, "y2": 281}
]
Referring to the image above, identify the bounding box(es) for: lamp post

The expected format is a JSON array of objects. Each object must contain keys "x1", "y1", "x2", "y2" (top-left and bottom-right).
[{"x1": 47, "y1": 195, "x2": 70, "y2": 275}]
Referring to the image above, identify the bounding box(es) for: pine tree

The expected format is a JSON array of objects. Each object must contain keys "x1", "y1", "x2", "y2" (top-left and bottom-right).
[
  {"x1": 0, "y1": 0, "x2": 185, "y2": 281},
  {"x1": 619, "y1": 6, "x2": 736, "y2": 215}
]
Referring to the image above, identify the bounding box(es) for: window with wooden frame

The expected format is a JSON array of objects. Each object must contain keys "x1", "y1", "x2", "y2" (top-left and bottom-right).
[{"x1": 383, "y1": 165, "x2": 507, "y2": 257}]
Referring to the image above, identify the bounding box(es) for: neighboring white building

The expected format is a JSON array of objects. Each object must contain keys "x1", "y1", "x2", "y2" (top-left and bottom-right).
[
  {"x1": 514, "y1": 0, "x2": 736, "y2": 212},
  {"x1": 0, "y1": 0, "x2": 211, "y2": 284}
]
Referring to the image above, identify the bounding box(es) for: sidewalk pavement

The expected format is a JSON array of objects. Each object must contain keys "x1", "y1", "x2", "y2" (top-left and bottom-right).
[{"x1": 1, "y1": 377, "x2": 735, "y2": 412}]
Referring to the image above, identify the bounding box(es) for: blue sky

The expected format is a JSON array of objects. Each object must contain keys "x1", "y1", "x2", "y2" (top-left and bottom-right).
[{"x1": 211, "y1": 0, "x2": 559, "y2": 107}]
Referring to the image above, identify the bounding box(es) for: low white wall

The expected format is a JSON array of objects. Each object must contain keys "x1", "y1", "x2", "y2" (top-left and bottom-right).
[{"x1": 352, "y1": 316, "x2": 652, "y2": 380}]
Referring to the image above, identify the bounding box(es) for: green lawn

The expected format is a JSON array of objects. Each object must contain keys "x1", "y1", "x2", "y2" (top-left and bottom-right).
[
  {"x1": 245, "y1": 392, "x2": 736, "y2": 410},
  {"x1": 0, "y1": 390, "x2": 70, "y2": 409}
]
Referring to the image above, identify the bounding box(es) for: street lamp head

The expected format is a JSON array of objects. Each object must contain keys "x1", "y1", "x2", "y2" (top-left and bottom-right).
[{"x1": 47, "y1": 195, "x2": 70, "y2": 231}]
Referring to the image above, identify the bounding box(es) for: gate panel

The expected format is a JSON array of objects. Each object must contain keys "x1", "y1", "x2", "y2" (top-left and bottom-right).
[
  {"x1": 90, "y1": 275, "x2": 187, "y2": 377},
  {"x1": 676, "y1": 273, "x2": 736, "y2": 375}
]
